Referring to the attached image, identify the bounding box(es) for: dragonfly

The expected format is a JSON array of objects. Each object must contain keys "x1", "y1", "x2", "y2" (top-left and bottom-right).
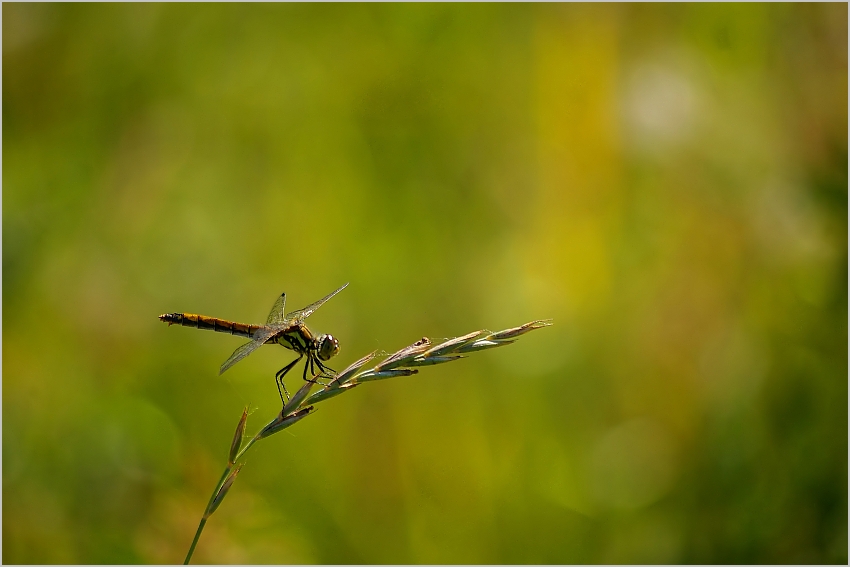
[{"x1": 159, "y1": 283, "x2": 348, "y2": 404}]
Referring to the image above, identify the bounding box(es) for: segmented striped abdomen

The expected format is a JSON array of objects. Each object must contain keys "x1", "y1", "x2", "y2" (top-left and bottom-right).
[{"x1": 158, "y1": 313, "x2": 262, "y2": 338}]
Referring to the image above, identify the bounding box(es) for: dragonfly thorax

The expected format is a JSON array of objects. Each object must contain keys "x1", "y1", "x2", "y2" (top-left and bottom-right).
[
  {"x1": 275, "y1": 326, "x2": 339, "y2": 361},
  {"x1": 276, "y1": 325, "x2": 314, "y2": 353}
]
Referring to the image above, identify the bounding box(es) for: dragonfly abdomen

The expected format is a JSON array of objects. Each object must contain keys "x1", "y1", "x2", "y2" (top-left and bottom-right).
[{"x1": 158, "y1": 313, "x2": 260, "y2": 338}]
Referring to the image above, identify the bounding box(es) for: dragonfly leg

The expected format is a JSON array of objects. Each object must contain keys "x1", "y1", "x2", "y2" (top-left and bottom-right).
[
  {"x1": 316, "y1": 358, "x2": 335, "y2": 374},
  {"x1": 306, "y1": 356, "x2": 334, "y2": 386},
  {"x1": 314, "y1": 358, "x2": 337, "y2": 380},
  {"x1": 275, "y1": 355, "x2": 302, "y2": 405},
  {"x1": 313, "y1": 357, "x2": 331, "y2": 386},
  {"x1": 302, "y1": 356, "x2": 325, "y2": 385}
]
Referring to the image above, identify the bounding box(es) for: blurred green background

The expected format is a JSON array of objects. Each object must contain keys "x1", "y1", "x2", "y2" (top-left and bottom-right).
[{"x1": 3, "y1": 3, "x2": 847, "y2": 564}]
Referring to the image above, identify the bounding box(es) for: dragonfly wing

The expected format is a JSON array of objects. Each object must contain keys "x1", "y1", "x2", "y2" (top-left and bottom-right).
[
  {"x1": 219, "y1": 326, "x2": 278, "y2": 375},
  {"x1": 266, "y1": 292, "x2": 287, "y2": 325},
  {"x1": 283, "y1": 282, "x2": 349, "y2": 324}
]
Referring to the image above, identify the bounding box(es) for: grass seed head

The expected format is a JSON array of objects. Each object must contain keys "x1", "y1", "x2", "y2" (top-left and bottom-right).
[
  {"x1": 422, "y1": 331, "x2": 485, "y2": 357},
  {"x1": 228, "y1": 408, "x2": 249, "y2": 466},
  {"x1": 487, "y1": 319, "x2": 553, "y2": 340},
  {"x1": 257, "y1": 406, "x2": 314, "y2": 439},
  {"x1": 456, "y1": 338, "x2": 516, "y2": 353},
  {"x1": 408, "y1": 354, "x2": 464, "y2": 366},
  {"x1": 206, "y1": 463, "x2": 244, "y2": 517},
  {"x1": 374, "y1": 338, "x2": 432, "y2": 371},
  {"x1": 303, "y1": 382, "x2": 359, "y2": 405},
  {"x1": 354, "y1": 368, "x2": 419, "y2": 382},
  {"x1": 282, "y1": 380, "x2": 316, "y2": 416},
  {"x1": 330, "y1": 351, "x2": 378, "y2": 385}
]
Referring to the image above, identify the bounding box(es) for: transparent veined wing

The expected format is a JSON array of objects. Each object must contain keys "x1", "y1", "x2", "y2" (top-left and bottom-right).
[
  {"x1": 265, "y1": 292, "x2": 287, "y2": 325},
  {"x1": 283, "y1": 282, "x2": 349, "y2": 324},
  {"x1": 219, "y1": 325, "x2": 278, "y2": 375}
]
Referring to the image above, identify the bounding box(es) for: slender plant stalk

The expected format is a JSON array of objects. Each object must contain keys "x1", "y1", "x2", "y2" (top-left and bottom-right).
[
  {"x1": 183, "y1": 432, "x2": 261, "y2": 564},
  {"x1": 183, "y1": 319, "x2": 551, "y2": 564},
  {"x1": 184, "y1": 517, "x2": 206, "y2": 564}
]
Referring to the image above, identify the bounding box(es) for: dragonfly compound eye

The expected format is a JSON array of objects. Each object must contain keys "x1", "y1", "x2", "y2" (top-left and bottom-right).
[{"x1": 318, "y1": 334, "x2": 340, "y2": 361}]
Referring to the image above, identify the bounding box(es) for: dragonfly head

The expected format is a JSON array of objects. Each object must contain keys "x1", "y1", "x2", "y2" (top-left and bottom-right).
[{"x1": 317, "y1": 334, "x2": 340, "y2": 361}]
